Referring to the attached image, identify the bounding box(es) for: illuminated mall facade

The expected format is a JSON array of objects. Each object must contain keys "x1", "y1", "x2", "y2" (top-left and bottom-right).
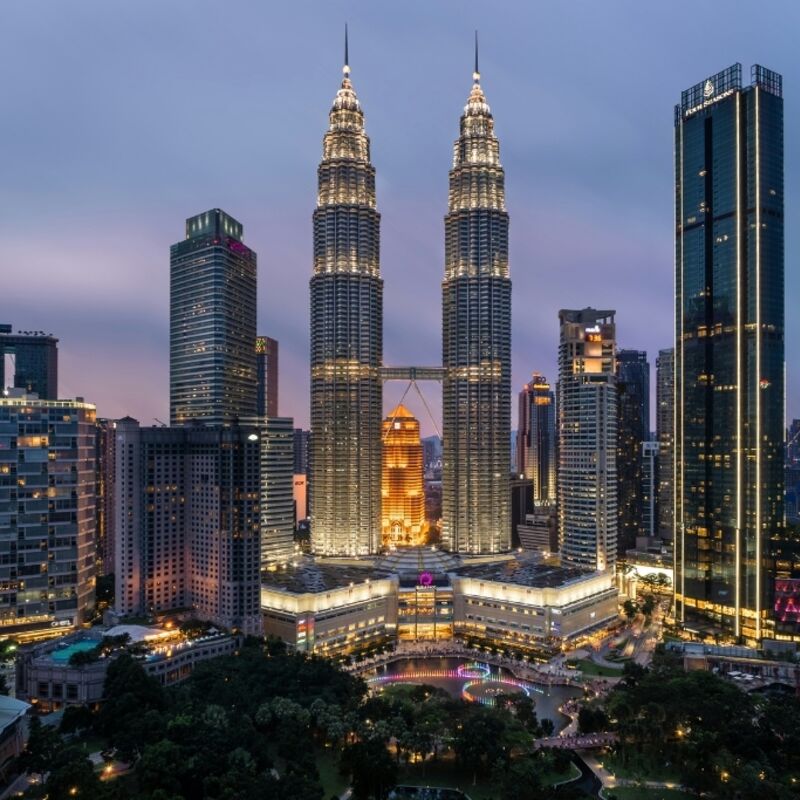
[{"x1": 261, "y1": 41, "x2": 619, "y2": 656}]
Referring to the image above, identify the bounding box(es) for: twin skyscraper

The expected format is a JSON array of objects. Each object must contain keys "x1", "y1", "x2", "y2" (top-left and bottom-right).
[{"x1": 310, "y1": 36, "x2": 511, "y2": 557}]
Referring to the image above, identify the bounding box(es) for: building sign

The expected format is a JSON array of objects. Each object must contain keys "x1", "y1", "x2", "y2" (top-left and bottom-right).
[
  {"x1": 774, "y1": 579, "x2": 800, "y2": 623},
  {"x1": 418, "y1": 571, "x2": 433, "y2": 587}
]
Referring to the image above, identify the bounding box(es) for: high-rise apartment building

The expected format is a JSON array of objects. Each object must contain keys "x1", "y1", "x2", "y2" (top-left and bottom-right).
[
  {"x1": 261, "y1": 417, "x2": 295, "y2": 566},
  {"x1": 516, "y1": 374, "x2": 556, "y2": 506},
  {"x1": 0, "y1": 325, "x2": 58, "y2": 400},
  {"x1": 656, "y1": 348, "x2": 675, "y2": 539},
  {"x1": 382, "y1": 404, "x2": 426, "y2": 548},
  {"x1": 442, "y1": 52, "x2": 511, "y2": 554},
  {"x1": 170, "y1": 209, "x2": 257, "y2": 426},
  {"x1": 114, "y1": 418, "x2": 262, "y2": 635},
  {"x1": 309, "y1": 50, "x2": 383, "y2": 556},
  {"x1": 256, "y1": 336, "x2": 279, "y2": 419},
  {"x1": 95, "y1": 418, "x2": 116, "y2": 577},
  {"x1": 616, "y1": 350, "x2": 649, "y2": 553},
  {"x1": 674, "y1": 64, "x2": 784, "y2": 642},
  {"x1": 0, "y1": 393, "x2": 96, "y2": 638},
  {"x1": 558, "y1": 309, "x2": 617, "y2": 571}
]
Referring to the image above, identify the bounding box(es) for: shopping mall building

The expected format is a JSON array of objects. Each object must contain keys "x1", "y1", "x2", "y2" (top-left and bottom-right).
[{"x1": 261, "y1": 549, "x2": 618, "y2": 657}]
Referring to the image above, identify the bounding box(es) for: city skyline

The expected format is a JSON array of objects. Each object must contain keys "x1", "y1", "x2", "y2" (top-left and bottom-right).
[{"x1": 2, "y1": 2, "x2": 799, "y2": 435}]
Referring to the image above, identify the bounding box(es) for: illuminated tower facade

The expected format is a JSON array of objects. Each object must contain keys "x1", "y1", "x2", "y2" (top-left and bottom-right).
[
  {"x1": 442, "y1": 47, "x2": 511, "y2": 555},
  {"x1": 310, "y1": 40, "x2": 382, "y2": 556},
  {"x1": 382, "y1": 404, "x2": 426, "y2": 548},
  {"x1": 558, "y1": 309, "x2": 617, "y2": 571},
  {"x1": 516, "y1": 373, "x2": 556, "y2": 506},
  {"x1": 674, "y1": 64, "x2": 784, "y2": 642}
]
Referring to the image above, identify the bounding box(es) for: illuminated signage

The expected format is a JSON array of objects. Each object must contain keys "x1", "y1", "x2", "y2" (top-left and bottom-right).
[{"x1": 775, "y1": 579, "x2": 800, "y2": 623}]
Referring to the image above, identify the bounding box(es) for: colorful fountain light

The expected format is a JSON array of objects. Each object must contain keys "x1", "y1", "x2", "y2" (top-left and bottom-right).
[{"x1": 367, "y1": 661, "x2": 540, "y2": 706}]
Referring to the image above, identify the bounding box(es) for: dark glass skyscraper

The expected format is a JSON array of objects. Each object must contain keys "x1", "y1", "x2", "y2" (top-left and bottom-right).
[
  {"x1": 516, "y1": 374, "x2": 556, "y2": 506},
  {"x1": 170, "y1": 209, "x2": 257, "y2": 426},
  {"x1": 616, "y1": 350, "x2": 649, "y2": 553},
  {"x1": 0, "y1": 325, "x2": 58, "y2": 399},
  {"x1": 310, "y1": 49, "x2": 382, "y2": 556},
  {"x1": 674, "y1": 64, "x2": 784, "y2": 642},
  {"x1": 442, "y1": 54, "x2": 511, "y2": 554}
]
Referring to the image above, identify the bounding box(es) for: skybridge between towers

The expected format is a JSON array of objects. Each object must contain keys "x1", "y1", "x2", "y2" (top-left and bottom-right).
[{"x1": 380, "y1": 366, "x2": 445, "y2": 382}]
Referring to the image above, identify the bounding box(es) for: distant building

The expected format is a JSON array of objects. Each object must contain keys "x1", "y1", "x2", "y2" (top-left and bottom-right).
[
  {"x1": 656, "y1": 348, "x2": 674, "y2": 539},
  {"x1": 95, "y1": 418, "x2": 117, "y2": 576},
  {"x1": 114, "y1": 418, "x2": 262, "y2": 635},
  {"x1": 0, "y1": 393, "x2": 96, "y2": 639},
  {"x1": 293, "y1": 428, "x2": 310, "y2": 475},
  {"x1": 558, "y1": 308, "x2": 617, "y2": 571},
  {"x1": 516, "y1": 373, "x2": 556, "y2": 506},
  {"x1": 674, "y1": 64, "x2": 784, "y2": 642},
  {"x1": 518, "y1": 507, "x2": 558, "y2": 554},
  {"x1": 382, "y1": 405, "x2": 426, "y2": 548},
  {"x1": 262, "y1": 417, "x2": 295, "y2": 566},
  {"x1": 170, "y1": 209, "x2": 257, "y2": 426},
  {"x1": 256, "y1": 336, "x2": 279, "y2": 418},
  {"x1": 616, "y1": 350, "x2": 649, "y2": 553},
  {"x1": 293, "y1": 474, "x2": 308, "y2": 525},
  {"x1": 0, "y1": 324, "x2": 58, "y2": 399},
  {"x1": 641, "y1": 441, "x2": 659, "y2": 539}
]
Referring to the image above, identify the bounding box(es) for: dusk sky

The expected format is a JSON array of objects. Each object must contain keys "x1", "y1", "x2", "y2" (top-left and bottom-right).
[{"x1": 2, "y1": 1, "x2": 797, "y2": 435}]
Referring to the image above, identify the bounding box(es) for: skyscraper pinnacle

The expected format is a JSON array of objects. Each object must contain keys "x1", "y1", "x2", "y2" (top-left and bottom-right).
[
  {"x1": 473, "y1": 30, "x2": 479, "y2": 83},
  {"x1": 344, "y1": 23, "x2": 350, "y2": 77}
]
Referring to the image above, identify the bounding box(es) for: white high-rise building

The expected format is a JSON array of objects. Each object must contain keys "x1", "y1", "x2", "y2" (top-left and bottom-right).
[{"x1": 557, "y1": 309, "x2": 617, "y2": 571}]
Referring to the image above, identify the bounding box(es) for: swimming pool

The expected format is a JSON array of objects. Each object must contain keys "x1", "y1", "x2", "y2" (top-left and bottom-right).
[{"x1": 49, "y1": 640, "x2": 98, "y2": 663}]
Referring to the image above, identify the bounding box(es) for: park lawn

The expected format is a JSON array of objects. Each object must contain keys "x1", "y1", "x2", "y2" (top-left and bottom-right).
[
  {"x1": 567, "y1": 658, "x2": 624, "y2": 677},
  {"x1": 602, "y1": 753, "x2": 682, "y2": 784},
  {"x1": 541, "y1": 760, "x2": 581, "y2": 785},
  {"x1": 604, "y1": 788, "x2": 694, "y2": 800},
  {"x1": 316, "y1": 749, "x2": 349, "y2": 798},
  {"x1": 75, "y1": 732, "x2": 108, "y2": 756}
]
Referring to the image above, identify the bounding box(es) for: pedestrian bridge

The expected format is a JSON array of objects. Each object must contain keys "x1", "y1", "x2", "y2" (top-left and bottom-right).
[{"x1": 535, "y1": 732, "x2": 617, "y2": 751}]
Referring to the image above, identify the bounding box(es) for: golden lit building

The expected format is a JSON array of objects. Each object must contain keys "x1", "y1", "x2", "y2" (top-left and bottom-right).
[{"x1": 382, "y1": 404, "x2": 426, "y2": 547}]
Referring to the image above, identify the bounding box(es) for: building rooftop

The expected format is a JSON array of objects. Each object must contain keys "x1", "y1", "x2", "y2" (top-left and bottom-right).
[
  {"x1": 453, "y1": 556, "x2": 589, "y2": 588},
  {"x1": 263, "y1": 558, "x2": 379, "y2": 593}
]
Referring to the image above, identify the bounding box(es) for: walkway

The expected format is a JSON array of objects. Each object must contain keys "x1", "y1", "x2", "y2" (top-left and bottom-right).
[
  {"x1": 580, "y1": 750, "x2": 689, "y2": 796},
  {"x1": 535, "y1": 732, "x2": 617, "y2": 750}
]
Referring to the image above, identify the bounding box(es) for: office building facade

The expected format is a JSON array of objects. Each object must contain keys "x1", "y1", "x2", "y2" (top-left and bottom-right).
[
  {"x1": 674, "y1": 64, "x2": 784, "y2": 642},
  {"x1": 95, "y1": 418, "x2": 116, "y2": 577},
  {"x1": 170, "y1": 209, "x2": 257, "y2": 426},
  {"x1": 0, "y1": 325, "x2": 58, "y2": 400},
  {"x1": 309, "y1": 53, "x2": 383, "y2": 556},
  {"x1": 656, "y1": 348, "x2": 675, "y2": 539},
  {"x1": 0, "y1": 393, "x2": 96, "y2": 639},
  {"x1": 442, "y1": 57, "x2": 511, "y2": 554},
  {"x1": 256, "y1": 336, "x2": 279, "y2": 419},
  {"x1": 516, "y1": 373, "x2": 556, "y2": 506},
  {"x1": 558, "y1": 309, "x2": 618, "y2": 571},
  {"x1": 262, "y1": 417, "x2": 296, "y2": 566}
]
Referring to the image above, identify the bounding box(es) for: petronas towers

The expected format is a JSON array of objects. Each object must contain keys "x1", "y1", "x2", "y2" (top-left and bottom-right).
[{"x1": 310, "y1": 38, "x2": 510, "y2": 557}]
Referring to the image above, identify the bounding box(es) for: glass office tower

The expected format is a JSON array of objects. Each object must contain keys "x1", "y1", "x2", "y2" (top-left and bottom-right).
[
  {"x1": 442, "y1": 56, "x2": 511, "y2": 554},
  {"x1": 170, "y1": 209, "x2": 257, "y2": 426},
  {"x1": 516, "y1": 374, "x2": 556, "y2": 506},
  {"x1": 0, "y1": 325, "x2": 58, "y2": 400},
  {"x1": 309, "y1": 51, "x2": 383, "y2": 556},
  {"x1": 674, "y1": 64, "x2": 784, "y2": 642}
]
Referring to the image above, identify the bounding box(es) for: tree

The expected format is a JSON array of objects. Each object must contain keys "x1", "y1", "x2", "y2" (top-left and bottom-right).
[
  {"x1": 540, "y1": 717, "x2": 555, "y2": 737},
  {"x1": 59, "y1": 704, "x2": 94, "y2": 735},
  {"x1": 622, "y1": 599, "x2": 639, "y2": 619},
  {"x1": 641, "y1": 595, "x2": 657, "y2": 618},
  {"x1": 341, "y1": 739, "x2": 397, "y2": 800},
  {"x1": 20, "y1": 716, "x2": 62, "y2": 780}
]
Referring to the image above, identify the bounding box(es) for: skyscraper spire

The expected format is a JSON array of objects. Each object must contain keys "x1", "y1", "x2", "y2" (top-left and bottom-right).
[
  {"x1": 344, "y1": 23, "x2": 350, "y2": 76},
  {"x1": 473, "y1": 30, "x2": 479, "y2": 82}
]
